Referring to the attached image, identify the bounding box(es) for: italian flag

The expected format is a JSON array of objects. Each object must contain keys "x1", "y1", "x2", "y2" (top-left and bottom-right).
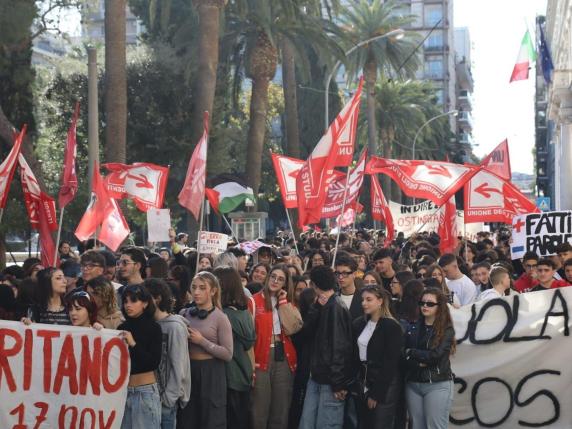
[
  {"x1": 205, "y1": 182, "x2": 255, "y2": 213},
  {"x1": 510, "y1": 29, "x2": 536, "y2": 82}
]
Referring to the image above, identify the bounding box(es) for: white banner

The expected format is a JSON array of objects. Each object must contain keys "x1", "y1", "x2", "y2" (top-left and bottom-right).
[
  {"x1": 389, "y1": 201, "x2": 483, "y2": 240},
  {"x1": 511, "y1": 211, "x2": 572, "y2": 260},
  {"x1": 198, "y1": 231, "x2": 228, "y2": 254},
  {"x1": 450, "y1": 288, "x2": 572, "y2": 428},
  {"x1": 0, "y1": 321, "x2": 129, "y2": 429},
  {"x1": 147, "y1": 208, "x2": 171, "y2": 242}
]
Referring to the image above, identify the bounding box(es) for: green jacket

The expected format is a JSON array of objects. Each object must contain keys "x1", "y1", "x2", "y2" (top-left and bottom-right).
[{"x1": 223, "y1": 306, "x2": 256, "y2": 391}]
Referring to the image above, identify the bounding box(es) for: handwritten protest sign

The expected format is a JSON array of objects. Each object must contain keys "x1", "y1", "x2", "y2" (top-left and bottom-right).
[
  {"x1": 147, "y1": 208, "x2": 171, "y2": 242},
  {"x1": 511, "y1": 210, "x2": 572, "y2": 259},
  {"x1": 198, "y1": 231, "x2": 228, "y2": 254},
  {"x1": 450, "y1": 288, "x2": 572, "y2": 428},
  {"x1": 0, "y1": 321, "x2": 129, "y2": 429}
]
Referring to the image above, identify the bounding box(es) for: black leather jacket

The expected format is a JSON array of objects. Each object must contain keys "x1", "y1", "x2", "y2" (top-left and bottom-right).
[
  {"x1": 308, "y1": 295, "x2": 354, "y2": 392},
  {"x1": 403, "y1": 320, "x2": 455, "y2": 383}
]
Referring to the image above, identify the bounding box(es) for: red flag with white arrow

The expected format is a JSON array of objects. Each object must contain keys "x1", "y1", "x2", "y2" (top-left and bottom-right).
[{"x1": 366, "y1": 157, "x2": 481, "y2": 206}]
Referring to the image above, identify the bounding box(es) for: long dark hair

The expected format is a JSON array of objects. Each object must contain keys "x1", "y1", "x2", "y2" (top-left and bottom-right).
[
  {"x1": 36, "y1": 268, "x2": 62, "y2": 309},
  {"x1": 213, "y1": 266, "x2": 248, "y2": 309},
  {"x1": 399, "y1": 279, "x2": 425, "y2": 322},
  {"x1": 422, "y1": 287, "x2": 456, "y2": 355},
  {"x1": 121, "y1": 284, "x2": 156, "y2": 319}
]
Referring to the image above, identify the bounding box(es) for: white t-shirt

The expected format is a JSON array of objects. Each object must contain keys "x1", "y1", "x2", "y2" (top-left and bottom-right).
[
  {"x1": 270, "y1": 296, "x2": 281, "y2": 334},
  {"x1": 340, "y1": 293, "x2": 354, "y2": 310},
  {"x1": 446, "y1": 275, "x2": 478, "y2": 306},
  {"x1": 357, "y1": 320, "x2": 377, "y2": 361}
]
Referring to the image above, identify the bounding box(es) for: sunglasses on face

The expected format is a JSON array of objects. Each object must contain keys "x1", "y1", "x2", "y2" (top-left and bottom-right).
[{"x1": 418, "y1": 301, "x2": 438, "y2": 308}]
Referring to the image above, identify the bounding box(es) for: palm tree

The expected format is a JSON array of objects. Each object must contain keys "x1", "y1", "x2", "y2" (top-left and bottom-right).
[
  {"x1": 104, "y1": 0, "x2": 127, "y2": 163},
  {"x1": 339, "y1": 0, "x2": 420, "y2": 157}
]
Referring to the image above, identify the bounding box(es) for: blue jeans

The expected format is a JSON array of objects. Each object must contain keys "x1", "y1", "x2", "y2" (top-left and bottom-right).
[
  {"x1": 161, "y1": 405, "x2": 177, "y2": 429},
  {"x1": 121, "y1": 383, "x2": 162, "y2": 429},
  {"x1": 405, "y1": 380, "x2": 453, "y2": 429},
  {"x1": 299, "y1": 378, "x2": 345, "y2": 429}
]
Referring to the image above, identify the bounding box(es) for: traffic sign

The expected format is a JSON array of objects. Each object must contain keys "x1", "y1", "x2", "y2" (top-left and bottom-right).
[{"x1": 536, "y1": 197, "x2": 551, "y2": 212}]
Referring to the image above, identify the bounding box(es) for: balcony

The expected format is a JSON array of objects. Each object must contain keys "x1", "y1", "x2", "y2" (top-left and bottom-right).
[
  {"x1": 457, "y1": 111, "x2": 473, "y2": 130},
  {"x1": 425, "y1": 44, "x2": 449, "y2": 53},
  {"x1": 459, "y1": 133, "x2": 473, "y2": 145},
  {"x1": 457, "y1": 90, "x2": 473, "y2": 109},
  {"x1": 455, "y1": 59, "x2": 474, "y2": 92}
]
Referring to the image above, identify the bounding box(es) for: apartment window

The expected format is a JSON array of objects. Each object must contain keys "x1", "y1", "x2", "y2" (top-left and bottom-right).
[
  {"x1": 424, "y1": 59, "x2": 443, "y2": 79},
  {"x1": 424, "y1": 5, "x2": 443, "y2": 26},
  {"x1": 425, "y1": 30, "x2": 443, "y2": 51}
]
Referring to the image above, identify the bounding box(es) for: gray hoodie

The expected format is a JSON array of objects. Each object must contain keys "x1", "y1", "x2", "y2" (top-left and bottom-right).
[{"x1": 156, "y1": 314, "x2": 191, "y2": 408}]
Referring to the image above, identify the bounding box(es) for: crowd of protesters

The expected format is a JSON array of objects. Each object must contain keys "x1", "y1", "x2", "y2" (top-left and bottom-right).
[{"x1": 0, "y1": 226, "x2": 571, "y2": 429}]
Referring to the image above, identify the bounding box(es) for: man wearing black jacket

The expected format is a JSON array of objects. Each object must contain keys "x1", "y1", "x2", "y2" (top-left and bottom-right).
[
  {"x1": 299, "y1": 266, "x2": 354, "y2": 429},
  {"x1": 335, "y1": 253, "x2": 364, "y2": 321}
]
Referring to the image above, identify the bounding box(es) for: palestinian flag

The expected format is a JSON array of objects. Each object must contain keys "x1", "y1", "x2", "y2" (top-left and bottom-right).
[
  {"x1": 510, "y1": 29, "x2": 536, "y2": 82},
  {"x1": 206, "y1": 181, "x2": 255, "y2": 213}
]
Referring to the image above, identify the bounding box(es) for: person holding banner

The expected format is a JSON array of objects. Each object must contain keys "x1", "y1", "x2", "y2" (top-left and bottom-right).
[
  {"x1": 353, "y1": 286, "x2": 403, "y2": 429},
  {"x1": 23, "y1": 267, "x2": 71, "y2": 325},
  {"x1": 477, "y1": 266, "x2": 518, "y2": 301},
  {"x1": 529, "y1": 258, "x2": 570, "y2": 292},
  {"x1": 118, "y1": 284, "x2": 163, "y2": 429},
  {"x1": 65, "y1": 289, "x2": 102, "y2": 329},
  {"x1": 178, "y1": 271, "x2": 233, "y2": 429},
  {"x1": 403, "y1": 288, "x2": 455, "y2": 429}
]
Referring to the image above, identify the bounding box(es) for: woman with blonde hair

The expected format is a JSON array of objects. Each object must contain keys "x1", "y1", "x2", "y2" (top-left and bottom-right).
[
  {"x1": 178, "y1": 271, "x2": 233, "y2": 429},
  {"x1": 85, "y1": 276, "x2": 124, "y2": 329}
]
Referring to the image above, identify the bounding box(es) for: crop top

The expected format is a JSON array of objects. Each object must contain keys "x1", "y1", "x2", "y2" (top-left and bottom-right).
[
  {"x1": 118, "y1": 314, "x2": 162, "y2": 375},
  {"x1": 181, "y1": 306, "x2": 233, "y2": 361}
]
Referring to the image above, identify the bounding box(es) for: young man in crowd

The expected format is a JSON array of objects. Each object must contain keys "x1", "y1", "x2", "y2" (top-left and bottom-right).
[
  {"x1": 79, "y1": 250, "x2": 107, "y2": 287},
  {"x1": 478, "y1": 266, "x2": 514, "y2": 301},
  {"x1": 530, "y1": 258, "x2": 570, "y2": 292},
  {"x1": 371, "y1": 248, "x2": 395, "y2": 293},
  {"x1": 227, "y1": 247, "x2": 249, "y2": 272},
  {"x1": 564, "y1": 258, "x2": 572, "y2": 284},
  {"x1": 334, "y1": 253, "x2": 363, "y2": 321},
  {"x1": 514, "y1": 252, "x2": 540, "y2": 292},
  {"x1": 438, "y1": 253, "x2": 478, "y2": 306},
  {"x1": 300, "y1": 265, "x2": 354, "y2": 429},
  {"x1": 117, "y1": 247, "x2": 146, "y2": 287},
  {"x1": 556, "y1": 243, "x2": 572, "y2": 280}
]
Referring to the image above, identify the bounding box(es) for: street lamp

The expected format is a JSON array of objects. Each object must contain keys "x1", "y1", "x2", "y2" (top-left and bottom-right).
[
  {"x1": 324, "y1": 28, "x2": 405, "y2": 132},
  {"x1": 411, "y1": 109, "x2": 458, "y2": 161}
]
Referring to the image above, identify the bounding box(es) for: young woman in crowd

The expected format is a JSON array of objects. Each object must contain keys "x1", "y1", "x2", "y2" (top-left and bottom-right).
[
  {"x1": 389, "y1": 271, "x2": 416, "y2": 317},
  {"x1": 85, "y1": 276, "x2": 124, "y2": 329},
  {"x1": 213, "y1": 266, "x2": 256, "y2": 429},
  {"x1": 292, "y1": 275, "x2": 309, "y2": 309},
  {"x1": 251, "y1": 264, "x2": 303, "y2": 429},
  {"x1": 397, "y1": 280, "x2": 425, "y2": 329},
  {"x1": 65, "y1": 290, "x2": 102, "y2": 329},
  {"x1": 305, "y1": 249, "x2": 329, "y2": 271},
  {"x1": 404, "y1": 288, "x2": 456, "y2": 429},
  {"x1": 426, "y1": 264, "x2": 461, "y2": 308},
  {"x1": 178, "y1": 271, "x2": 233, "y2": 429},
  {"x1": 22, "y1": 268, "x2": 70, "y2": 325},
  {"x1": 250, "y1": 263, "x2": 270, "y2": 284},
  {"x1": 118, "y1": 284, "x2": 163, "y2": 429},
  {"x1": 168, "y1": 265, "x2": 192, "y2": 313},
  {"x1": 363, "y1": 271, "x2": 383, "y2": 287},
  {"x1": 198, "y1": 254, "x2": 213, "y2": 270},
  {"x1": 143, "y1": 278, "x2": 191, "y2": 429},
  {"x1": 353, "y1": 286, "x2": 404, "y2": 428}
]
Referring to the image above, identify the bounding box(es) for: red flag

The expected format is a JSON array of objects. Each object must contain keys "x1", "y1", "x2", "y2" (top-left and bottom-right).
[
  {"x1": 438, "y1": 196, "x2": 458, "y2": 254},
  {"x1": 271, "y1": 153, "x2": 304, "y2": 209},
  {"x1": 75, "y1": 163, "x2": 113, "y2": 241},
  {"x1": 370, "y1": 174, "x2": 394, "y2": 246},
  {"x1": 0, "y1": 124, "x2": 26, "y2": 208},
  {"x1": 297, "y1": 79, "x2": 364, "y2": 227},
  {"x1": 205, "y1": 187, "x2": 220, "y2": 214},
  {"x1": 38, "y1": 192, "x2": 58, "y2": 267},
  {"x1": 19, "y1": 154, "x2": 58, "y2": 231},
  {"x1": 480, "y1": 139, "x2": 511, "y2": 180},
  {"x1": 366, "y1": 157, "x2": 480, "y2": 207},
  {"x1": 98, "y1": 198, "x2": 130, "y2": 251},
  {"x1": 322, "y1": 150, "x2": 367, "y2": 218},
  {"x1": 336, "y1": 207, "x2": 355, "y2": 228},
  {"x1": 464, "y1": 169, "x2": 539, "y2": 224},
  {"x1": 179, "y1": 112, "x2": 209, "y2": 220},
  {"x1": 104, "y1": 162, "x2": 169, "y2": 212},
  {"x1": 58, "y1": 102, "x2": 80, "y2": 208}
]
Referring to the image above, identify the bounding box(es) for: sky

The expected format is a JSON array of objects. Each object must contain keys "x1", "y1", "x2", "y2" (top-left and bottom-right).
[{"x1": 454, "y1": 0, "x2": 548, "y2": 175}]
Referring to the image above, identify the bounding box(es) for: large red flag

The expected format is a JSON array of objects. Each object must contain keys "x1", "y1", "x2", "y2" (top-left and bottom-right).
[
  {"x1": 19, "y1": 154, "x2": 58, "y2": 231},
  {"x1": 179, "y1": 112, "x2": 209, "y2": 220},
  {"x1": 75, "y1": 163, "x2": 112, "y2": 241},
  {"x1": 438, "y1": 196, "x2": 458, "y2": 254},
  {"x1": 104, "y1": 162, "x2": 169, "y2": 212},
  {"x1": 366, "y1": 157, "x2": 480, "y2": 207},
  {"x1": 38, "y1": 193, "x2": 58, "y2": 267},
  {"x1": 322, "y1": 149, "x2": 367, "y2": 218},
  {"x1": 271, "y1": 153, "x2": 304, "y2": 209},
  {"x1": 58, "y1": 102, "x2": 80, "y2": 209},
  {"x1": 98, "y1": 198, "x2": 130, "y2": 251},
  {"x1": 480, "y1": 139, "x2": 511, "y2": 180},
  {"x1": 464, "y1": 169, "x2": 539, "y2": 224},
  {"x1": 0, "y1": 124, "x2": 26, "y2": 208},
  {"x1": 297, "y1": 79, "x2": 364, "y2": 227},
  {"x1": 371, "y1": 174, "x2": 394, "y2": 247}
]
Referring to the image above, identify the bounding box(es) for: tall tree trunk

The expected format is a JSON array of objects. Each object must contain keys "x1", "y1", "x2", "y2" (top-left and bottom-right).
[
  {"x1": 281, "y1": 38, "x2": 300, "y2": 159},
  {"x1": 104, "y1": 0, "x2": 127, "y2": 163},
  {"x1": 190, "y1": 0, "x2": 225, "y2": 144},
  {"x1": 364, "y1": 56, "x2": 378, "y2": 157},
  {"x1": 245, "y1": 76, "x2": 271, "y2": 199}
]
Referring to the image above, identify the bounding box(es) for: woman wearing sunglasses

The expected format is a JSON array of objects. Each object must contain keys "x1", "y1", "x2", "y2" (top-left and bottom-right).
[
  {"x1": 353, "y1": 285, "x2": 404, "y2": 429},
  {"x1": 403, "y1": 288, "x2": 456, "y2": 429}
]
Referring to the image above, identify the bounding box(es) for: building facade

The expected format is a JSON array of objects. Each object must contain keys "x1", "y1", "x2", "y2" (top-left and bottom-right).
[
  {"x1": 454, "y1": 27, "x2": 474, "y2": 154},
  {"x1": 544, "y1": 0, "x2": 572, "y2": 210},
  {"x1": 80, "y1": 0, "x2": 143, "y2": 45}
]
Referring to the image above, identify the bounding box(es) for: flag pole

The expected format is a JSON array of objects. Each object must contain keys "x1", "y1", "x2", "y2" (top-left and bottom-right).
[
  {"x1": 349, "y1": 196, "x2": 360, "y2": 248},
  {"x1": 331, "y1": 167, "x2": 352, "y2": 268},
  {"x1": 0, "y1": 208, "x2": 4, "y2": 225},
  {"x1": 195, "y1": 199, "x2": 205, "y2": 274},
  {"x1": 285, "y1": 208, "x2": 300, "y2": 255},
  {"x1": 464, "y1": 219, "x2": 468, "y2": 261},
  {"x1": 221, "y1": 213, "x2": 239, "y2": 244},
  {"x1": 54, "y1": 207, "x2": 65, "y2": 266}
]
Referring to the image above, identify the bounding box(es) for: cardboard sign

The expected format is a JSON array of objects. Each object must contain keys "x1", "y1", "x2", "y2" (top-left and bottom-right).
[
  {"x1": 511, "y1": 210, "x2": 572, "y2": 259},
  {"x1": 147, "y1": 208, "x2": 171, "y2": 242},
  {"x1": 0, "y1": 321, "x2": 129, "y2": 428},
  {"x1": 198, "y1": 231, "x2": 228, "y2": 254}
]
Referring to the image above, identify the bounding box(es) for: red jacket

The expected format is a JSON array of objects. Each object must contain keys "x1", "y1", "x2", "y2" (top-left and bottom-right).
[
  {"x1": 513, "y1": 273, "x2": 539, "y2": 293},
  {"x1": 253, "y1": 292, "x2": 297, "y2": 372}
]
